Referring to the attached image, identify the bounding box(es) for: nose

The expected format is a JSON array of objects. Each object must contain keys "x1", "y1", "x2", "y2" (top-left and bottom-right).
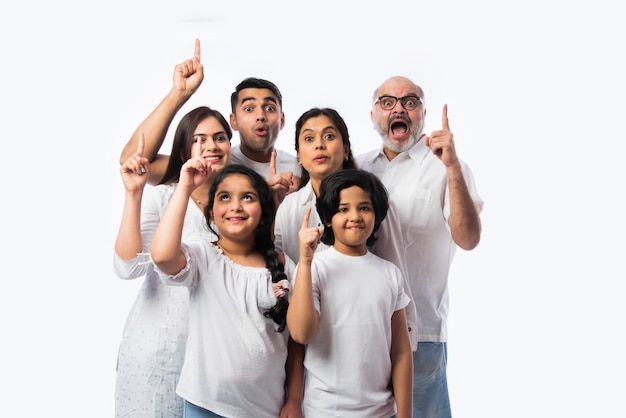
[
  {"x1": 349, "y1": 209, "x2": 362, "y2": 222},
  {"x1": 256, "y1": 108, "x2": 266, "y2": 122},
  {"x1": 314, "y1": 137, "x2": 326, "y2": 149},
  {"x1": 202, "y1": 137, "x2": 218, "y2": 150},
  {"x1": 229, "y1": 198, "x2": 243, "y2": 212},
  {"x1": 392, "y1": 99, "x2": 406, "y2": 114}
]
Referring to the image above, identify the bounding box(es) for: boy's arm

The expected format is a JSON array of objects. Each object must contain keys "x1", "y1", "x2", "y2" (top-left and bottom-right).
[
  {"x1": 390, "y1": 308, "x2": 413, "y2": 418},
  {"x1": 286, "y1": 208, "x2": 322, "y2": 344},
  {"x1": 120, "y1": 39, "x2": 204, "y2": 185}
]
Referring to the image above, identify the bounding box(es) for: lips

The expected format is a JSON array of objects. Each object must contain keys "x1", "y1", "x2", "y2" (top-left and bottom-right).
[
  {"x1": 255, "y1": 124, "x2": 268, "y2": 136},
  {"x1": 313, "y1": 154, "x2": 329, "y2": 163},
  {"x1": 204, "y1": 155, "x2": 223, "y2": 162}
]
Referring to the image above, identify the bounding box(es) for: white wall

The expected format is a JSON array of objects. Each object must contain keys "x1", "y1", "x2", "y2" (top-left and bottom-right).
[{"x1": 2, "y1": 0, "x2": 625, "y2": 416}]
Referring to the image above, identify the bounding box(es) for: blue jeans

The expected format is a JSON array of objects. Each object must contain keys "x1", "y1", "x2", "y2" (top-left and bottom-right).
[
  {"x1": 412, "y1": 342, "x2": 452, "y2": 418},
  {"x1": 184, "y1": 400, "x2": 225, "y2": 418}
]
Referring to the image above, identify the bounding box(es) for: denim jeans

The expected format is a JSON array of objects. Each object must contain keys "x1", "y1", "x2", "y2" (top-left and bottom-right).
[
  {"x1": 412, "y1": 342, "x2": 452, "y2": 418},
  {"x1": 184, "y1": 400, "x2": 225, "y2": 418}
]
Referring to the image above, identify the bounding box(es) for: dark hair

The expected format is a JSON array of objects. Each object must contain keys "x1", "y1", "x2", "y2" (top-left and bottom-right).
[
  {"x1": 205, "y1": 164, "x2": 289, "y2": 332},
  {"x1": 158, "y1": 106, "x2": 232, "y2": 185},
  {"x1": 316, "y1": 169, "x2": 389, "y2": 247},
  {"x1": 294, "y1": 107, "x2": 357, "y2": 190},
  {"x1": 230, "y1": 77, "x2": 283, "y2": 113}
]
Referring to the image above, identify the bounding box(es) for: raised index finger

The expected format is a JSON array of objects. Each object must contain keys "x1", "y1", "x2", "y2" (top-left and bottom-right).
[
  {"x1": 192, "y1": 137, "x2": 202, "y2": 158},
  {"x1": 194, "y1": 38, "x2": 201, "y2": 63},
  {"x1": 301, "y1": 206, "x2": 312, "y2": 230},
  {"x1": 442, "y1": 104, "x2": 450, "y2": 131},
  {"x1": 270, "y1": 150, "x2": 277, "y2": 177}
]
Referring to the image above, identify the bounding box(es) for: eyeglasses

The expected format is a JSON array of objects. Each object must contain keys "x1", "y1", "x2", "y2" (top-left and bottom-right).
[{"x1": 375, "y1": 95, "x2": 422, "y2": 110}]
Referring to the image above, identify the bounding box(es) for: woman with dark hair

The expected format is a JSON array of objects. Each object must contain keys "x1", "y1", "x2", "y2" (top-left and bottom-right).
[
  {"x1": 273, "y1": 107, "x2": 418, "y2": 349},
  {"x1": 114, "y1": 105, "x2": 232, "y2": 418}
]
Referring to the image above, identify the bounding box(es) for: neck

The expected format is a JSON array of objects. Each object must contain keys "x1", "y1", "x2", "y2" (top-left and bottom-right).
[
  {"x1": 239, "y1": 143, "x2": 273, "y2": 163},
  {"x1": 383, "y1": 146, "x2": 400, "y2": 161},
  {"x1": 217, "y1": 237, "x2": 256, "y2": 257}
]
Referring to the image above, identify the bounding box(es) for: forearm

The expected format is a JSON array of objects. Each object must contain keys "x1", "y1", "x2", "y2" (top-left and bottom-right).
[
  {"x1": 122, "y1": 88, "x2": 193, "y2": 161},
  {"x1": 150, "y1": 186, "x2": 191, "y2": 274},
  {"x1": 286, "y1": 262, "x2": 318, "y2": 344},
  {"x1": 390, "y1": 310, "x2": 413, "y2": 418},
  {"x1": 447, "y1": 163, "x2": 481, "y2": 250},
  {"x1": 114, "y1": 190, "x2": 144, "y2": 260},
  {"x1": 281, "y1": 337, "x2": 304, "y2": 417}
]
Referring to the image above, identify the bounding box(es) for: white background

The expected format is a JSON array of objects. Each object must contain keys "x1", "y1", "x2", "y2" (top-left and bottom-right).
[{"x1": 2, "y1": 0, "x2": 625, "y2": 416}]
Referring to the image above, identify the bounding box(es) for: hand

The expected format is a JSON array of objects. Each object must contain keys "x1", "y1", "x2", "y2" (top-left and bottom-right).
[
  {"x1": 120, "y1": 133, "x2": 150, "y2": 192},
  {"x1": 179, "y1": 138, "x2": 211, "y2": 189},
  {"x1": 298, "y1": 207, "x2": 323, "y2": 263},
  {"x1": 268, "y1": 150, "x2": 297, "y2": 207},
  {"x1": 425, "y1": 104, "x2": 459, "y2": 167},
  {"x1": 172, "y1": 38, "x2": 204, "y2": 97}
]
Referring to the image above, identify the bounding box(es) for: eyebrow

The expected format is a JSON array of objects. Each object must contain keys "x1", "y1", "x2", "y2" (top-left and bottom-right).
[
  {"x1": 193, "y1": 132, "x2": 227, "y2": 138},
  {"x1": 241, "y1": 96, "x2": 278, "y2": 105}
]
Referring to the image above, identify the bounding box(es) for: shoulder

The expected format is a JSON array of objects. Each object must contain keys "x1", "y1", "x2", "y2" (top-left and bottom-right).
[{"x1": 356, "y1": 148, "x2": 380, "y2": 168}]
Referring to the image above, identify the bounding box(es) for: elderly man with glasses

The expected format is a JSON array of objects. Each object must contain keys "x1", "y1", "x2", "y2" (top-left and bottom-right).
[{"x1": 357, "y1": 76, "x2": 484, "y2": 418}]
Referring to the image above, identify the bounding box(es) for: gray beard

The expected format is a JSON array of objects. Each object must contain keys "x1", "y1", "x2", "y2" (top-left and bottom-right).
[{"x1": 377, "y1": 124, "x2": 423, "y2": 154}]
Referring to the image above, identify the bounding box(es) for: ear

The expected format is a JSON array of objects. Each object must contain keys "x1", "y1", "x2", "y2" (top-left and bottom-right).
[
  {"x1": 229, "y1": 113, "x2": 239, "y2": 131},
  {"x1": 279, "y1": 111, "x2": 285, "y2": 130}
]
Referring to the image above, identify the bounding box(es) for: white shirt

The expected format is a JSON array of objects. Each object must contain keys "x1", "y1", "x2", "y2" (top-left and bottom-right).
[
  {"x1": 155, "y1": 240, "x2": 295, "y2": 418},
  {"x1": 300, "y1": 247, "x2": 410, "y2": 418},
  {"x1": 274, "y1": 180, "x2": 418, "y2": 349},
  {"x1": 357, "y1": 140, "x2": 484, "y2": 342},
  {"x1": 230, "y1": 145, "x2": 301, "y2": 180},
  {"x1": 112, "y1": 183, "x2": 214, "y2": 418}
]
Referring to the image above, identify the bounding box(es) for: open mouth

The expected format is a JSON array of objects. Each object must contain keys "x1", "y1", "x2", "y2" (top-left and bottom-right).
[{"x1": 390, "y1": 118, "x2": 409, "y2": 136}]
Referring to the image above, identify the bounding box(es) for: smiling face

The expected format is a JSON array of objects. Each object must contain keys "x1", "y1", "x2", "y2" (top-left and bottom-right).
[
  {"x1": 210, "y1": 173, "x2": 263, "y2": 243},
  {"x1": 329, "y1": 185, "x2": 376, "y2": 256},
  {"x1": 370, "y1": 76, "x2": 427, "y2": 159},
  {"x1": 229, "y1": 87, "x2": 285, "y2": 161},
  {"x1": 297, "y1": 114, "x2": 349, "y2": 191},
  {"x1": 191, "y1": 116, "x2": 232, "y2": 172}
]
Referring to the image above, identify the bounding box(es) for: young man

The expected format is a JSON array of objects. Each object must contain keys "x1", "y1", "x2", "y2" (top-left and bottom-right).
[
  {"x1": 120, "y1": 39, "x2": 299, "y2": 204},
  {"x1": 357, "y1": 76, "x2": 484, "y2": 418}
]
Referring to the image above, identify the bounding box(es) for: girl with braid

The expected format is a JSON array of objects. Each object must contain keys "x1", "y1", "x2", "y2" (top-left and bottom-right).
[{"x1": 150, "y1": 163, "x2": 303, "y2": 418}]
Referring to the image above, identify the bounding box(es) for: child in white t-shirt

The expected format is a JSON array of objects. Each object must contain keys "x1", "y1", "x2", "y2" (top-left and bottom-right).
[
  {"x1": 151, "y1": 163, "x2": 303, "y2": 418},
  {"x1": 287, "y1": 169, "x2": 413, "y2": 418}
]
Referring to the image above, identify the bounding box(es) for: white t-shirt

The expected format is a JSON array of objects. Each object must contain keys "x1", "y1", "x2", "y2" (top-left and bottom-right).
[
  {"x1": 112, "y1": 183, "x2": 214, "y2": 417},
  {"x1": 155, "y1": 240, "x2": 295, "y2": 418},
  {"x1": 300, "y1": 247, "x2": 410, "y2": 418},
  {"x1": 274, "y1": 180, "x2": 418, "y2": 349},
  {"x1": 230, "y1": 144, "x2": 301, "y2": 180},
  {"x1": 357, "y1": 140, "x2": 484, "y2": 342}
]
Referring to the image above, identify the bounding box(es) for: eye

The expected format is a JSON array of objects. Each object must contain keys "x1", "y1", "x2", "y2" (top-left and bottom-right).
[
  {"x1": 404, "y1": 97, "x2": 417, "y2": 107},
  {"x1": 303, "y1": 135, "x2": 314, "y2": 143},
  {"x1": 265, "y1": 104, "x2": 276, "y2": 112},
  {"x1": 360, "y1": 205, "x2": 372, "y2": 212},
  {"x1": 337, "y1": 207, "x2": 348, "y2": 213},
  {"x1": 382, "y1": 98, "x2": 394, "y2": 107},
  {"x1": 244, "y1": 106, "x2": 253, "y2": 112},
  {"x1": 323, "y1": 133, "x2": 336, "y2": 141},
  {"x1": 214, "y1": 135, "x2": 228, "y2": 143}
]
